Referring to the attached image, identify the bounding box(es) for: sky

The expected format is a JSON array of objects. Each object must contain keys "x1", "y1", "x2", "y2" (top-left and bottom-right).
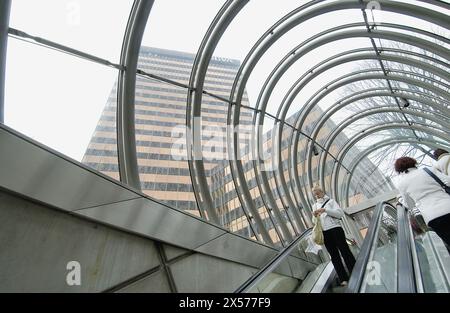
[{"x1": 4, "y1": 0, "x2": 448, "y2": 165}]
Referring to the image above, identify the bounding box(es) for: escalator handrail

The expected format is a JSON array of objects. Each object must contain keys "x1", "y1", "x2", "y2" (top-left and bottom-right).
[
  {"x1": 234, "y1": 228, "x2": 312, "y2": 293},
  {"x1": 346, "y1": 201, "x2": 393, "y2": 293},
  {"x1": 396, "y1": 202, "x2": 417, "y2": 293}
]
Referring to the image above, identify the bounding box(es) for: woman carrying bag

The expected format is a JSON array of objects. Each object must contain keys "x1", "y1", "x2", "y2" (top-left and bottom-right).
[
  {"x1": 312, "y1": 186, "x2": 356, "y2": 286},
  {"x1": 395, "y1": 156, "x2": 450, "y2": 251}
]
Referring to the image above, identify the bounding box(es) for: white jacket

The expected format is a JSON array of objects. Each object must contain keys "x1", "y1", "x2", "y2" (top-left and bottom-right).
[
  {"x1": 434, "y1": 153, "x2": 450, "y2": 176},
  {"x1": 312, "y1": 195, "x2": 344, "y2": 231},
  {"x1": 396, "y1": 167, "x2": 450, "y2": 224}
]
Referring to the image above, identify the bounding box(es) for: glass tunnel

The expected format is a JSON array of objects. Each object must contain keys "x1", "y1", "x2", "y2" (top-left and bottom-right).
[{"x1": 0, "y1": 0, "x2": 449, "y2": 294}]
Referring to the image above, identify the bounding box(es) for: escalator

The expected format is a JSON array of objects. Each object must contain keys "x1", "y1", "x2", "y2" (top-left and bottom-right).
[
  {"x1": 347, "y1": 202, "x2": 450, "y2": 293},
  {"x1": 234, "y1": 202, "x2": 450, "y2": 293},
  {"x1": 234, "y1": 224, "x2": 358, "y2": 293}
]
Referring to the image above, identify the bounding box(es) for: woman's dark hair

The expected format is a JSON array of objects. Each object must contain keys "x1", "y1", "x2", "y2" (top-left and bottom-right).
[
  {"x1": 394, "y1": 157, "x2": 417, "y2": 173},
  {"x1": 433, "y1": 149, "x2": 448, "y2": 160}
]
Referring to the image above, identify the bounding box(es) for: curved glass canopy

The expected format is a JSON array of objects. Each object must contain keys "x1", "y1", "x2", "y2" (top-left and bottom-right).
[{"x1": 2, "y1": 0, "x2": 449, "y2": 247}]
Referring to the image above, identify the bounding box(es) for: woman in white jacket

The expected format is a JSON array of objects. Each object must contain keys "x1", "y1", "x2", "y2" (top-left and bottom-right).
[
  {"x1": 312, "y1": 186, "x2": 356, "y2": 286},
  {"x1": 395, "y1": 156, "x2": 450, "y2": 249},
  {"x1": 433, "y1": 149, "x2": 450, "y2": 176}
]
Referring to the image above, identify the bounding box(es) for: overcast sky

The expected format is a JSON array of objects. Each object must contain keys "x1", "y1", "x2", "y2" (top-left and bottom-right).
[{"x1": 4, "y1": 0, "x2": 447, "y2": 163}]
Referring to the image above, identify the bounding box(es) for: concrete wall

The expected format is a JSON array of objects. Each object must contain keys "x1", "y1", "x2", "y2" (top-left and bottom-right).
[
  {"x1": 0, "y1": 189, "x2": 302, "y2": 292},
  {"x1": 0, "y1": 125, "x2": 318, "y2": 292}
]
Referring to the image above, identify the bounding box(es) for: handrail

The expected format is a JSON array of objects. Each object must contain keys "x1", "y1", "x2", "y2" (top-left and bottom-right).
[
  {"x1": 346, "y1": 202, "x2": 389, "y2": 293},
  {"x1": 234, "y1": 228, "x2": 312, "y2": 293},
  {"x1": 396, "y1": 203, "x2": 417, "y2": 293},
  {"x1": 343, "y1": 212, "x2": 364, "y2": 247},
  {"x1": 426, "y1": 231, "x2": 450, "y2": 291},
  {"x1": 348, "y1": 201, "x2": 421, "y2": 293},
  {"x1": 402, "y1": 203, "x2": 450, "y2": 293},
  {"x1": 404, "y1": 205, "x2": 425, "y2": 293}
]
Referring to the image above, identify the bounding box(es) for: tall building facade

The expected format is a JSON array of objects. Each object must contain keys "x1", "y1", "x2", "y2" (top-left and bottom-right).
[
  {"x1": 82, "y1": 47, "x2": 389, "y2": 245},
  {"x1": 82, "y1": 47, "x2": 251, "y2": 213}
]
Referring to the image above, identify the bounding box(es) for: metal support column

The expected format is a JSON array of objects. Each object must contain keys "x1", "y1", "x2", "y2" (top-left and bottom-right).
[
  {"x1": 117, "y1": 0, "x2": 154, "y2": 189},
  {"x1": 0, "y1": 0, "x2": 12, "y2": 123}
]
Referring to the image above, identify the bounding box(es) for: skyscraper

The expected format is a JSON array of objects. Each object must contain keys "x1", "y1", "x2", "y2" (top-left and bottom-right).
[
  {"x1": 82, "y1": 47, "x2": 252, "y2": 215},
  {"x1": 82, "y1": 46, "x2": 388, "y2": 244}
]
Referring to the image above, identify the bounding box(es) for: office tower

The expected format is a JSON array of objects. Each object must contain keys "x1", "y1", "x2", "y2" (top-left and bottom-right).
[{"x1": 82, "y1": 46, "x2": 388, "y2": 244}]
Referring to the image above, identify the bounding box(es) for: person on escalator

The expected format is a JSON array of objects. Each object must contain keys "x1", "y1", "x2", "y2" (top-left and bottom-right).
[
  {"x1": 433, "y1": 149, "x2": 450, "y2": 176},
  {"x1": 395, "y1": 156, "x2": 450, "y2": 251},
  {"x1": 312, "y1": 185, "x2": 356, "y2": 286}
]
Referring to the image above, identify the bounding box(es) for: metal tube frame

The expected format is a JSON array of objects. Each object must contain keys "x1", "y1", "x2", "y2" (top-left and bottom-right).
[
  {"x1": 116, "y1": 0, "x2": 154, "y2": 189},
  {"x1": 224, "y1": 0, "x2": 450, "y2": 229},
  {"x1": 273, "y1": 44, "x2": 449, "y2": 220},
  {"x1": 286, "y1": 41, "x2": 450, "y2": 202},
  {"x1": 185, "y1": 1, "x2": 280, "y2": 243},
  {"x1": 331, "y1": 123, "x2": 450, "y2": 205},
  {"x1": 288, "y1": 47, "x2": 449, "y2": 210},
  {"x1": 0, "y1": 0, "x2": 11, "y2": 123},
  {"x1": 307, "y1": 89, "x2": 449, "y2": 197},
  {"x1": 2, "y1": 0, "x2": 449, "y2": 248},
  {"x1": 324, "y1": 109, "x2": 450, "y2": 200},
  {"x1": 343, "y1": 138, "x2": 450, "y2": 207},
  {"x1": 292, "y1": 69, "x2": 450, "y2": 204},
  {"x1": 313, "y1": 72, "x2": 450, "y2": 194}
]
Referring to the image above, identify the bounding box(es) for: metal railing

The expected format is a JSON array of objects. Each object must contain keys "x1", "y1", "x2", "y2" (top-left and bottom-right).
[
  {"x1": 347, "y1": 201, "x2": 387, "y2": 292},
  {"x1": 347, "y1": 201, "x2": 424, "y2": 293},
  {"x1": 234, "y1": 228, "x2": 313, "y2": 293}
]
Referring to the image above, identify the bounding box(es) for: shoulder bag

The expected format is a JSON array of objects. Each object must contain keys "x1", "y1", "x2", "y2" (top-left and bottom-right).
[
  {"x1": 312, "y1": 199, "x2": 330, "y2": 245},
  {"x1": 423, "y1": 168, "x2": 450, "y2": 195}
]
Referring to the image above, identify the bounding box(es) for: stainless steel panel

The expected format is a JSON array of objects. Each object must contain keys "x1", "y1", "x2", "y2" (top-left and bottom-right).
[
  {"x1": 289, "y1": 245, "x2": 308, "y2": 260},
  {"x1": 115, "y1": 270, "x2": 171, "y2": 293},
  {"x1": 249, "y1": 273, "x2": 299, "y2": 293},
  {"x1": 287, "y1": 255, "x2": 316, "y2": 280},
  {"x1": 77, "y1": 198, "x2": 226, "y2": 250},
  {"x1": 346, "y1": 190, "x2": 399, "y2": 215},
  {"x1": 0, "y1": 190, "x2": 161, "y2": 292},
  {"x1": 194, "y1": 233, "x2": 278, "y2": 269},
  {"x1": 273, "y1": 257, "x2": 295, "y2": 278},
  {"x1": 294, "y1": 262, "x2": 330, "y2": 293},
  {"x1": 170, "y1": 253, "x2": 256, "y2": 292},
  {"x1": 309, "y1": 262, "x2": 336, "y2": 293},
  {"x1": 0, "y1": 127, "x2": 139, "y2": 211},
  {"x1": 163, "y1": 244, "x2": 190, "y2": 261}
]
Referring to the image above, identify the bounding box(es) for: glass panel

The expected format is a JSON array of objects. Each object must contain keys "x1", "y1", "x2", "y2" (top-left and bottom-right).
[
  {"x1": 139, "y1": 0, "x2": 226, "y2": 86},
  {"x1": 211, "y1": 0, "x2": 325, "y2": 107},
  {"x1": 9, "y1": 0, "x2": 133, "y2": 62},
  {"x1": 347, "y1": 164, "x2": 391, "y2": 206},
  {"x1": 81, "y1": 78, "x2": 118, "y2": 181},
  {"x1": 413, "y1": 231, "x2": 450, "y2": 293},
  {"x1": 5, "y1": 38, "x2": 119, "y2": 178},
  {"x1": 370, "y1": 9, "x2": 450, "y2": 53},
  {"x1": 200, "y1": 94, "x2": 256, "y2": 239},
  {"x1": 360, "y1": 204, "x2": 398, "y2": 292},
  {"x1": 238, "y1": 107, "x2": 282, "y2": 246},
  {"x1": 295, "y1": 134, "x2": 313, "y2": 205},
  {"x1": 132, "y1": 70, "x2": 201, "y2": 217},
  {"x1": 262, "y1": 115, "x2": 298, "y2": 239},
  {"x1": 279, "y1": 122, "x2": 301, "y2": 236},
  {"x1": 247, "y1": 234, "x2": 328, "y2": 293},
  {"x1": 284, "y1": 43, "x2": 374, "y2": 120}
]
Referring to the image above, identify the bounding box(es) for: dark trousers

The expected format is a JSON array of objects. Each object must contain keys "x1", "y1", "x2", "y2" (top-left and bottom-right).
[
  {"x1": 428, "y1": 213, "x2": 450, "y2": 252},
  {"x1": 323, "y1": 227, "x2": 356, "y2": 283}
]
